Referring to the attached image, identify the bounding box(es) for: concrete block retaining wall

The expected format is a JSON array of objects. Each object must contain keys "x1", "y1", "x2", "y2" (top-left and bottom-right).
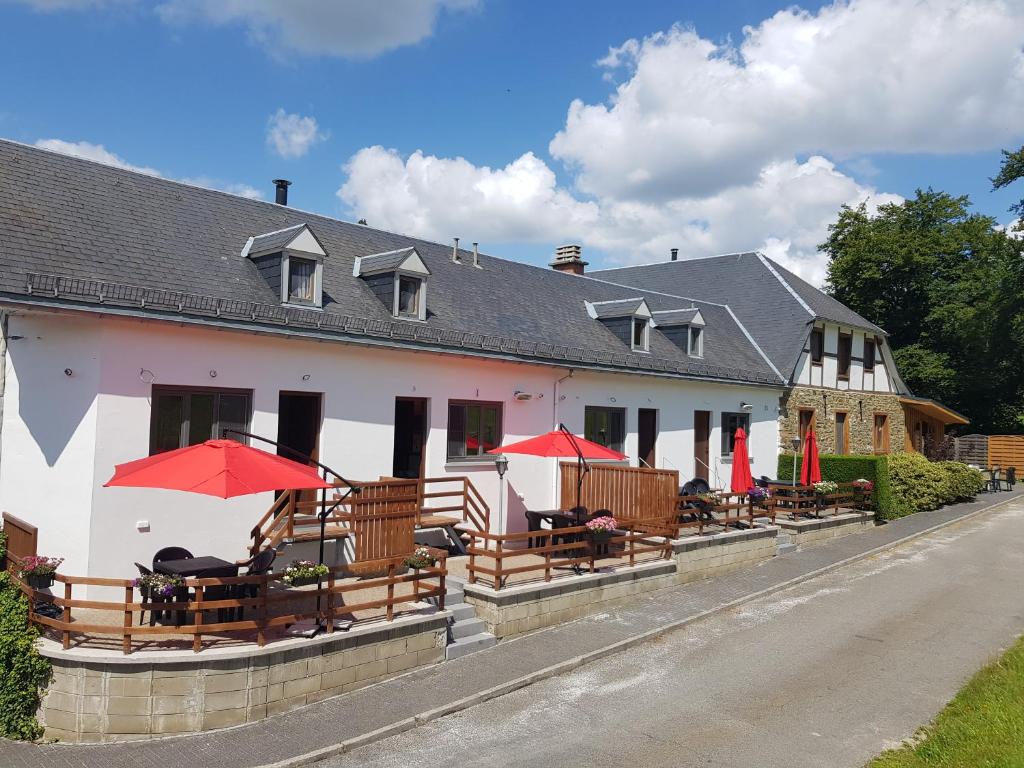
[
  {"x1": 465, "y1": 527, "x2": 778, "y2": 638},
  {"x1": 774, "y1": 510, "x2": 875, "y2": 548},
  {"x1": 38, "y1": 614, "x2": 447, "y2": 743}
]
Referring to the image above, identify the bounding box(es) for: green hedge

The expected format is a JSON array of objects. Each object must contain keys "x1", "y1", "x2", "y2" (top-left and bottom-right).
[
  {"x1": 888, "y1": 453, "x2": 985, "y2": 518},
  {"x1": 778, "y1": 453, "x2": 894, "y2": 519},
  {"x1": 0, "y1": 531, "x2": 52, "y2": 740}
]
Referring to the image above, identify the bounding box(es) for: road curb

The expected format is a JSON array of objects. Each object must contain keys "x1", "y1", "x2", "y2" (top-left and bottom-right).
[{"x1": 261, "y1": 494, "x2": 1019, "y2": 768}]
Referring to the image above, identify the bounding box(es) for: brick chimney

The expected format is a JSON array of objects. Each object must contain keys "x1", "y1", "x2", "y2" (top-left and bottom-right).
[{"x1": 550, "y1": 244, "x2": 588, "y2": 276}]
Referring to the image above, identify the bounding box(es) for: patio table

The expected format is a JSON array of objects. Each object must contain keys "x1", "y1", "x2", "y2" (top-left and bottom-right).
[{"x1": 153, "y1": 556, "x2": 239, "y2": 625}]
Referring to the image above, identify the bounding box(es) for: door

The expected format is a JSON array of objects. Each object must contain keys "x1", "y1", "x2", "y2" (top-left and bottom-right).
[
  {"x1": 694, "y1": 410, "x2": 711, "y2": 481},
  {"x1": 873, "y1": 413, "x2": 890, "y2": 454},
  {"x1": 277, "y1": 392, "x2": 323, "y2": 501},
  {"x1": 393, "y1": 397, "x2": 428, "y2": 479},
  {"x1": 638, "y1": 408, "x2": 658, "y2": 468},
  {"x1": 835, "y1": 411, "x2": 848, "y2": 455}
]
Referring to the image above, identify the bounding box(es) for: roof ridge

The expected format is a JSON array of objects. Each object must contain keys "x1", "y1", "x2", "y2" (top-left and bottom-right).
[
  {"x1": 754, "y1": 253, "x2": 815, "y2": 317},
  {"x1": 579, "y1": 273, "x2": 731, "y2": 308},
  {"x1": 589, "y1": 251, "x2": 762, "y2": 273}
]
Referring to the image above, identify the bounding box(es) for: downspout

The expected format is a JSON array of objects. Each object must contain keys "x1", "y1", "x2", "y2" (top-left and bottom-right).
[
  {"x1": 552, "y1": 369, "x2": 574, "y2": 506},
  {"x1": 0, "y1": 313, "x2": 7, "y2": 468}
]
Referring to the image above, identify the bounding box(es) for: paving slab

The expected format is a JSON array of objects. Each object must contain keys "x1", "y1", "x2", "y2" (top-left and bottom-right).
[{"x1": 1, "y1": 489, "x2": 1020, "y2": 768}]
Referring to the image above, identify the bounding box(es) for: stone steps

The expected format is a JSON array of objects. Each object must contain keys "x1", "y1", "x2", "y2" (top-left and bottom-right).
[{"x1": 441, "y1": 576, "x2": 497, "y2": 660}]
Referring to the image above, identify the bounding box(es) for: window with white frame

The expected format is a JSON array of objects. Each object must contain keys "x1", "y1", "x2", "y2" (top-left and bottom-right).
[
  {"x1": 395, "y1": 274, "x2": 425, "y2": 319},
  {"x1": 688, "y1": 325, "x2": 703, "y2": 357},
  {"x1": 287, "y1": 256, "x2": 318, "y2": 305},
  {"x1": 631, "y1": 317, "x2": 649, "y2": 352}
]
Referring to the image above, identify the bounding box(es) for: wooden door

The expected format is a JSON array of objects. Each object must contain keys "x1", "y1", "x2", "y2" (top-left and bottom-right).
[
  {"x1": 694, "y1": 410, "x2": 711, "y2": 481},
  {"x1": 393, "y1": 397, "x2": 428, "y2": 479},
  {"x1": 277, "y1": 392, "x2": 323, "y2": 503},
  {"x1": 638, "y1": 408, "x2": 658, "y2": 468}
]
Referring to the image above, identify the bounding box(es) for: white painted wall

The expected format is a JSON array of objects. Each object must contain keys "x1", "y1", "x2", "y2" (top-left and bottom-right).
[
  {"x1": 0, "y1": 312, "x2": 782, "y2": 589},
  {"x1": 793, "y1": 321, "x2": 896, "y2": 393}
]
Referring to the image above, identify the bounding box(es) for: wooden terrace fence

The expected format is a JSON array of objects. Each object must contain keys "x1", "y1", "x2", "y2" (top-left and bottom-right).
[
  {"x1": 465, "y1": 517, "x2": 675, "y2": 590},
  {"x1": 559, "y1": 463, "x2": 679, "y2": 519},
  {"x1": 2, "y1": 512, "x2": 38, "y2": 562},
  {"x1": 6, "y1": 551, "x2": 446, "y2": 655},
  {"x1": 952, "y1": 434, "x2": 1024, "y2": 469}
]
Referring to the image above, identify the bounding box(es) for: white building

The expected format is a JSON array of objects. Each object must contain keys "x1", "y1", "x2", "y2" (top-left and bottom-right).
[{"x1": 0, "y1": 141, "x2": 784, "y2": 581}]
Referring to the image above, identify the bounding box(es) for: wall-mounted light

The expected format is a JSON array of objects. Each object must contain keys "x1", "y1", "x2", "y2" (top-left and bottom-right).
[
  {"x1": 740, "y1": 401, "x2": 753, "y2": 412},
  {"x1": 63, "y1": 368, "x2": 73, "y2": 377},
  {"x1": 209, "y1": 370, "x2": 218, "y2": 378},
  {"x1": 139, "y1": 368, "x2": 156, "y2": 384},
  {"x1": 302, "y1": 374, "x2": 311, "y2": 382},
  {"x1": 609, "y1": 397, "x2": 617, "y2": 403}
]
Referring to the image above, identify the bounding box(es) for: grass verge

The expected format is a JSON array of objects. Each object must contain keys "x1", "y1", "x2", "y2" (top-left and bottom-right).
[{"x1": 869, "y1": 635, "x2": 1024, "y2": 767}]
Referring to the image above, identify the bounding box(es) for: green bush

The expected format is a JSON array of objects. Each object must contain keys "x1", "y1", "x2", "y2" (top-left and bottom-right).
[
  {"x1": 887, "y1": 453, "x2": 985, "y2": 519},
  {"x1": 0, "y1": 572, "x2": 51, "y2": 740},
  {"x1": 778, "y1": 453, "x2": 893, "y2": 519}
]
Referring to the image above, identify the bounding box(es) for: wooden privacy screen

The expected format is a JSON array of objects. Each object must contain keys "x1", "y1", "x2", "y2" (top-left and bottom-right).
[
  {"x1": 988, "y1": 435, "x2": 1024, "y2": 470},
  {"x1": 2, "y1": 512, "x2": 37, "y2": 563},
  {"x1": 345, "y1": 480, "x2": 417, "y2": 574},
  {"x1": 559, "y1": 462, "x2": 679, "y2": 520},
  {"x1": 954, "y1": 434, "x2": 988, "y2": 467}
]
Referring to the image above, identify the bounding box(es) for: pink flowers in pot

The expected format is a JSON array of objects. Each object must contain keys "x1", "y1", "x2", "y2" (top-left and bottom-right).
[
  {"x1": 585, "y1": 516, "x2": 618, "y2": 533},
  {"x1": 18, "y1": 555, "x2": 63, "y2": 577},
  {"x1": 852, "y1": 479, "x2": 874, "y2": 492}
]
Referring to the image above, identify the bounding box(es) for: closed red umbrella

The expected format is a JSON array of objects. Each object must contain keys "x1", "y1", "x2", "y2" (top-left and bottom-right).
[
  {"x1": 729, "y1": 427, "x2": 754, "y2": 493},
  {"x1": 104, "y1": 439, "x2": 332, "y2": 498},
  {"x1": 800, "y1": 430, "x2": 822, "y2": 485}
]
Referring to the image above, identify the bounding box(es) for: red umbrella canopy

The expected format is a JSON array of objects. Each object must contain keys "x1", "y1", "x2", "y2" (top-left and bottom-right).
[
  {"x1": 104, "y1": 439, "x2": 332, "y2": 499},
  {"x1": 729, "y1": 427, "x2": 754, "y2": 493},
  {"x1": 800, "y1": 431, "x2": 822, "y2": 485},
  {"x1": 487, "y1": 430, "x2": 627, "y2": 460}
]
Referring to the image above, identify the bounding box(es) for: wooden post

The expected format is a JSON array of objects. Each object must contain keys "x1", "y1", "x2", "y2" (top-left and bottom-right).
[
  {"x1": 544, "y1": 549, "x2": 552, "y2": 582},
  {"x1": 62, "y1": 581, "x2": 72, "y2": 650},
  {"x1": 386, "y1": 563, "x2": 395, "y2": 621},
  {"x1": 286, "y1": 490, "x2": 296, "y2": 539},
  {"x1": 326, "y1": 571, "x2": 335, "y2": 634},
  {"x1": 122, "y1": 585, "x2": 133, "y2": 655},
  {"x1": 193, "y1": 585, "x2": 204, "y2": 653},
  {"x1": 468, "y1": 535, "x2": 477, "y2": 584},
  {"x1": 437, "y1": 563, "x2": 446, "y2": 611},
  {"x1": 256, "y1": 576, "x2": 267, "y2": 647}
]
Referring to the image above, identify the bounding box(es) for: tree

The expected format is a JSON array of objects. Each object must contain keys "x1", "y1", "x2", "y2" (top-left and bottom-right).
[
  {"x1": 821, "y1": 190, "x2": 1024, "y2": 434},
  {"x1": 992, "y1": 145, "x2": 1024, "y2": 220}
]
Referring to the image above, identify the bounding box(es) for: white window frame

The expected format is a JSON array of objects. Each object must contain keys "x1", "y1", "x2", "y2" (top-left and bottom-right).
[
  {"x1": 687, "y1": 325, "x2": 703, "y2": 358},
  {"x1": 281, "y1": 251, "x2": 324, "y2": 309},
  {"x1": 631, "y1": 316, "x2": 650, "y2": 352},
  {"x1": 392, "y1": 271, "x2": 427, "y2": 321}
]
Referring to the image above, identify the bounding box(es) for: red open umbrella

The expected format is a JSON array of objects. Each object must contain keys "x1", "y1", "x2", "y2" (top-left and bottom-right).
[
  {"x1": 729, "y1": 427, "x2": 754, "y2": 493},
  {"x1": 800, "y1": 430, "x2": 822, "y2": 485},
  {"x1": 104, "y1": 439, "x2": 332, "y2": 498},
  {"x1": 487, "y1": 430, "x2": 627, "y2": 461},
  {"x1": 488, "y1": 425, "x2": 627, "y2": 512}
]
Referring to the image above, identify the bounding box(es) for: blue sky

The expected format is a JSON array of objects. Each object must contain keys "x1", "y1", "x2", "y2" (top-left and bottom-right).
[{"x1": 2, "y1": 0, "x2": 1022, "y2": 283}]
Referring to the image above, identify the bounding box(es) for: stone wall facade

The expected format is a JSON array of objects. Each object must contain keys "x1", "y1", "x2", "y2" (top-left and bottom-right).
[
  {"x1": 38, "y1": 615, "x2": 447, "y2": 743},
  {"x1": 780, "y1": 386, "x2": 906, "y2": 456},
  {"x1": 464, "y1": 527, "x2": 778, "y2": 638}
]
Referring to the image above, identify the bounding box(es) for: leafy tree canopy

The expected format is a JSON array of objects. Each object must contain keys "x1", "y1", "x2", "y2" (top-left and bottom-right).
[
  {"x1": 821, "y1": 189, "x2": 1024, "y2": 433},
  {"x1": 992, "y1": 145, "x2": 1024, "y2": 220}
]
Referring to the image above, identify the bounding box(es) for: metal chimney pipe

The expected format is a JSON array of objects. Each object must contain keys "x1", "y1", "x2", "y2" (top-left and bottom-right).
[
  {"x1": 472, "y1": 242, "x2": 481, "y2": 268},
  {"x1": 670, "y1": 248, "x2": 678, "y2": 261},
  {"x1": 451, "y1": 237, "x2": 461, "y2": 263},
  {"x1": 273, "y1": 179, "x2": 291, "y2": 206}
]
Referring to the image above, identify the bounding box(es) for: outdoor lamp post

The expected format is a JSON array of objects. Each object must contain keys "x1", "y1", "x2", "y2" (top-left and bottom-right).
[
  {"x1": 790, "y1": 437, "x2": 801, "y2": 486},
  {"x1": 494, "y1": 454, "x2": 509, "y2": 534}
]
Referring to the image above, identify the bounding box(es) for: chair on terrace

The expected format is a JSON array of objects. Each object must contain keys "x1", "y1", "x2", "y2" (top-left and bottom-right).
[
  {"x1": 229, "y1": 547, "x2": 276, "y2": 621},
  {"x1": 152, "y1": 546, "x2": 194, "y2": 570}
]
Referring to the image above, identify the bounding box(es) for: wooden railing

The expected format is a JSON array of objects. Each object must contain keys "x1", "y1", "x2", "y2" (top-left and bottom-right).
[
  {"x1": 559, "y1": 462, "x2": 678, "y2": 520},
  {"x1": 765, "y1": 483, "x2": 868, "y2": 519},
  {"x1": 465, "y1": 517, "x2": 675, "y2": 590},
  {"x1": 250, "y1": 476, "x2": 491, "y2": 555},
  {"x1": 676, "y1": 492, "x2": 774, "y2": 535},
  {"x1": 7, "y1": 550, "x2": 446, "y2": 655}
]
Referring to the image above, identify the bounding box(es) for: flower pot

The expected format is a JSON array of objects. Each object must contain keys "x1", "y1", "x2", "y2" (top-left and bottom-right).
[
  {"x1": 26, "y1": 572, "x2": 54, "y2": 590},
  {"x1": 287, "y1": 575, "x2": 321, "y2": 588},
  {"x1": 588, "y1": 530, "x2": 613, "y2": 544}
]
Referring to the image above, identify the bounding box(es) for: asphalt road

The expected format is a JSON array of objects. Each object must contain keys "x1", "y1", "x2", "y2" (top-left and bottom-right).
[{"x1": 321, "y1": 500, "x2": 1024, "y2": 768}]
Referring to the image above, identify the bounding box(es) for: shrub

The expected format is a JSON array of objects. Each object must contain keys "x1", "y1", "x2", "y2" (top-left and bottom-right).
[
  {"x1": 887, "y1": 453, "x2": 985, "y2": 518},
  {"x1": 778, "y1": 453, "x2": 893, "y2": 518},
  {"x1": 0, "y1": 572, "x2": 52, "y2": 740}
]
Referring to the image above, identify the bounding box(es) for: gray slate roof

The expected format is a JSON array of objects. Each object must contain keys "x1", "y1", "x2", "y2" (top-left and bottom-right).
[
  {"x1": 595, "y1": 252, "x2": 885, "y2": 380},
  {"x1": 355, "y1": 247, "x2": 421, "y2": 275},
  {"x1": 0, "y1": 139, "x2": 782, "y2": 386},
  {"x1": 652, "y1": 308, "x2": 700, "y2": 326},
  {"x1": 587, "y1": 298, "x2": 647, "y2": 319},
  {"x1": 247, "y1": 223, "x2": 309, "y2": 256}
]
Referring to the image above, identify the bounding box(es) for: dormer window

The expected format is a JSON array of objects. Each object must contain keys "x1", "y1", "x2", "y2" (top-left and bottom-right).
[
  {"x1": 243, "y1": 223, "x2": 327, "y2": 309},
  {"x1": 585, "y1": 297, "x2": 654, "y2": 353},
  {"x1": 632, "y1": 317, "x2": 649, "y2": 352},
  {"x1": 688, "y1": 326, "x2": 703, "y2": 357},
  {"x1": 287, "y1": 256, "x2": 317, "y2": 304},
  {"x1": 396, "y1": 275, "x2": 423, "y2": 318},
  {"x1": 354, "y1": 247, "x2": 431, "y2": 321}
]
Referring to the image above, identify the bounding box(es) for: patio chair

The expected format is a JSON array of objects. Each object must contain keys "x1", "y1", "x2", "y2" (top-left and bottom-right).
[
  {"x1": 134, "y1": 562, "x2": 158, "y2": 627},
  {"x1": 229, "y1": 547, "x2": 276, "y2": 621},
  {"x1": 526, "y1": 511, "x2": 546, "y2": 549},
  {"x1": 152, "y1": 546, "x2": 194, "y2": 570}
]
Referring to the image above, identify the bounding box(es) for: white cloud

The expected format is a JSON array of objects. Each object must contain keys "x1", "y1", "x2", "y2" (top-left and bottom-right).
[
  {"x1": 550, "y1": 0, "x2": 1024, "y2": 201},
  {"x1": 155, "y1": 0, "x2": 479, "y2": 59},
  {"x1": 36, "y1": 139, "x2": 265, "y2": 200},
  {"x1": 266, "y1": 109, "x2": 325, "y2": 159},
  {"x1": 34, "y1": 139, "x2": 162, "y2": 176}
]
